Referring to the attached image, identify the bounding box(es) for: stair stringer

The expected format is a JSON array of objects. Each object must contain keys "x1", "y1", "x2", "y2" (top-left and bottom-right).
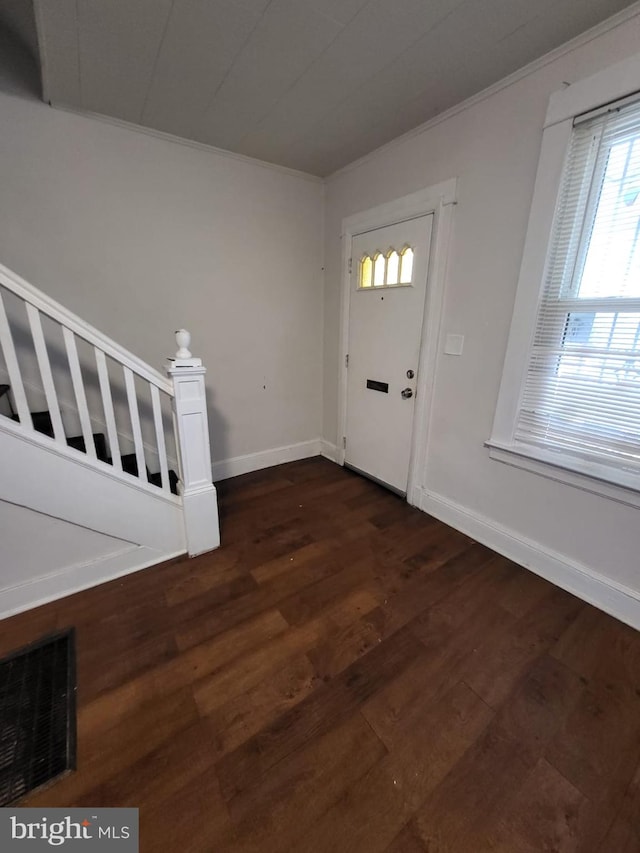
[{"x1": 0, "y1": 422, "x2": 186, "y2": 616}]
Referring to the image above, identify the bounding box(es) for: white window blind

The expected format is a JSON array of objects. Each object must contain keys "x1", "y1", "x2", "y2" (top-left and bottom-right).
[{"x1": 514, "y1": 95, "x2": 640, "y2": 476}]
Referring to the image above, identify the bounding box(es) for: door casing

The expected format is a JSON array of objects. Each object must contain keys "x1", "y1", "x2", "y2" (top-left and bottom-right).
[{"x1": 337, "y1": 179, "x2": 457, "y2": 507}]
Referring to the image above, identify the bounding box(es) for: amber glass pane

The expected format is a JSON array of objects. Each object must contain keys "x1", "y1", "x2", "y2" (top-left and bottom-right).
[
  {"x1": 386, "y1": 250, "x2": 400, "y2": 285},
  {"x1": 360, "y1": 255, "x2": 372, "y2": 288},
  {"x1": 374, "y1": 253, "x2": 385, "y2": 286},
  {"x1": 400, "y1": 247, "x2": 414, "y2": 283}
]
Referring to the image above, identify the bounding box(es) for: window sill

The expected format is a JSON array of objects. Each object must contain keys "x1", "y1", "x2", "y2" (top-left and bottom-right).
[{"x1": 485, "y1": 440, "x2": 640, "y2": 509}]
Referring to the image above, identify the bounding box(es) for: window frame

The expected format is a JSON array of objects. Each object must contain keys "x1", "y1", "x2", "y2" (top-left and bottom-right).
[{"x1": 488, "y1": 51, "x2": 640, "y2": 508}]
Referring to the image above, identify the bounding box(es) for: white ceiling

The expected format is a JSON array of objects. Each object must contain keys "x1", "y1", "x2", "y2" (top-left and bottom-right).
[{"x1": 24, "y1": 0, "x2": 640, "y2": 176}]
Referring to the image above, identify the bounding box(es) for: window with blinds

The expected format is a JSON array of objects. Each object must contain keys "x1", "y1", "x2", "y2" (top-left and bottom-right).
[{"x1": 514, "y1": 95, "x2": 640, "y2": 474}]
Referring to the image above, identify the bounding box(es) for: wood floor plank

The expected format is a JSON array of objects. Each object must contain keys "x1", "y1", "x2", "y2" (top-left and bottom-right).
[
  {"x1": 545, "y1": 678, "x2": 640, "y2": 810},
  {"x1": 206, "y1": 653, "x2": 320, "y2": 755},
  {"x1": 481, "y1": 758, "x2": 599, "y2": 853},
  {"x1": 496, "y1": 564, "x2": 554, "y2": 618},
  {"x1": 250, "y1": 539, "x2": 336, "y2": 583},
  {"x1": 215, "y1": 625, "x2": 424, "y2": 802},
  {"x1": 172, "y1": 547, "x2": 346, "y2": 650},
  {"x1": 277, "y1": 553, "x2": 381, "y2": 625},
  {"x1": 384, "y1": 824, "x2": 428, "y2": 853},
  {"x1": 552, "y1": 604, "x2": 640, "y2": 704},
  {"x1": 598, "y1": 817, "x2": 640, "y2": 853},
  {"x1": 164, "y1": 555, "x2": 253, "y2": 606},
  {"x1": 194, "y1": 585, "x2": 380, "y2": 717},
  {"x1": 376, "y1": 542, "x2": 498, "y2": 637},
  {"x1": 298, "y1": 681, "x2": 493, "y2": 853},
  {"x1": 80, "y1": 608, "x2": 289, "y2": 734},
  {"x1": 308, "y1": 605, "x2": 387, "y2": 680},
  {"x1": 0, "y1": 457, "x2": 633, "y2": 853},
  {"x1": 615, "y1": 760, "x2": 640, "y2": 831},
  {"x1": 227, "y1": 713, "x2": 387, "y2": 853},
  {"x1": 409, "y1": 651, "x2": 587, "y2": 851},
  {"x1": 140, "y1": 764, "x2": 236, "y2": 853},
  {"x1": 462, "y1": 586, "x2": 584, "y2": 709},
  {"x1": 26, "y1": 687, "x2": 200, "y2": 807},
  {"x1": 74, "y1": 719, "x2": 218, "y2": 810}
]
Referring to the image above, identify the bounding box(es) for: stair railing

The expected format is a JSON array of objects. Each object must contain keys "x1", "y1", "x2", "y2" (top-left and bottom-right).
[{"x1": 0, "y1": 262, "x2": 219, "y2": 555}]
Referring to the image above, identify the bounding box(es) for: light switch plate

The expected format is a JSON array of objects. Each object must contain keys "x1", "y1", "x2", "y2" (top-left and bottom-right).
[{"x1": 444, "y1": 333, "x2": 464, "y2": 355}]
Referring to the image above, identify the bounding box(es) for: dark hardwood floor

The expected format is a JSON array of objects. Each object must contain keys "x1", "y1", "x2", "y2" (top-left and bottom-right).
[{"x1": 2, "y1": 457, "x2": 640, "y2": 851}]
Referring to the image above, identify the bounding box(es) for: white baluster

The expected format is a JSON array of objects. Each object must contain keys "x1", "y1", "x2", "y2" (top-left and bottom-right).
[
  {"x1": 63, "y1": 327, "x2": 96, "y2": 459},
  {"x1": 123, "y1": 366, "x2": 146, "y2": 480},
  {"x1": 26, "y1": 305, "x2": 65, "y2": 444},
  {"x1": 150, "y1": 384, "x2": 170, "y2": 493},
  {"x1": 95, "y1": 348, "x2": 122, "y2": 471},
  {"x1": 0, "y1": 290, "x2": 31, "y2": 427},
  {"x1": 167, "y1": 330, "x2": 220, "y2": 555}
]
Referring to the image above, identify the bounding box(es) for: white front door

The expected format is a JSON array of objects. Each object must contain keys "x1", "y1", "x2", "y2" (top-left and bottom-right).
[{"x1": 345, "y1": 214, "x2": 433, "y2": 493}]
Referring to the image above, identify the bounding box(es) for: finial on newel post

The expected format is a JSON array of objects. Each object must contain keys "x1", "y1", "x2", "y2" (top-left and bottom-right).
[{"x1": 175, "y1": 329, "x2": 192, "y2": 359}]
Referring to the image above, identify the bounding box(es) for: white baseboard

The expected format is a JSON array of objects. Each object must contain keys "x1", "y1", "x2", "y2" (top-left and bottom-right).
[
  {"x1": 419, "y1": 488, "x2": 640, "y2": 631},
  {"x1": 0, "y1": 545, "x2": 186, "y2": 621},
  {"x1": 212, "y1": 439, "x2": 323, "y2": 481},
  {"x1": 320, "y1": 440, "x2": 340, "y2": 463}
]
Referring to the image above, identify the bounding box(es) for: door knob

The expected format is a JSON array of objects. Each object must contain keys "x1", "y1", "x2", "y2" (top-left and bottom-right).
[{"x1": 401, "y1": 387, "x2": 413, "y2": 399}]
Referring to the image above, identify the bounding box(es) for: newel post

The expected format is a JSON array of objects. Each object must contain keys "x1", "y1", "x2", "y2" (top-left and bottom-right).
[{"x1": 167, "y1": 329, "x2": 220, "y2": 555}]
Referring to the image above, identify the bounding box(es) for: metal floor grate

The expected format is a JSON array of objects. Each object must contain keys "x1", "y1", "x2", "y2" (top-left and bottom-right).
[{"x1": 0, "y1": 629, "x2": 76, "y2": 805}]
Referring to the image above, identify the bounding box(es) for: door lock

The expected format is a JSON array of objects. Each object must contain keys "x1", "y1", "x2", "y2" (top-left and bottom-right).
[
  {"x1": 406, "y1": 369, "x2": 415, "y2": 379},
  {"x1": 401, "y1": 387, "x2": 413, "y2": 399}
]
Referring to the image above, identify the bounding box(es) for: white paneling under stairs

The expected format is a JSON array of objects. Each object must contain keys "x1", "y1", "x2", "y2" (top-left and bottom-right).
[{"x1": 0, "y1": 262, "x2": 220, "y2": 619}]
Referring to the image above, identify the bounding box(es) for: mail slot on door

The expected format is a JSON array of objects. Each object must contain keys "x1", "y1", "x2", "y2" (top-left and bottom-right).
[{"x1": 366, "y1": 379, "x2": 389, "y2": 393}]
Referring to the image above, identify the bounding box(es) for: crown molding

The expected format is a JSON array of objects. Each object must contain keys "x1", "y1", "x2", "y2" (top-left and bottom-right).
[
  {"x1": 51, "y1": 103, "x2": 324, "y2": 184},
  {"x1": 328, "y1": 1, "x2": 640, "y2": 181}
]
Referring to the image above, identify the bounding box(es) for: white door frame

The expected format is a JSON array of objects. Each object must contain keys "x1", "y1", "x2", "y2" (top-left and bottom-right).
[{"x1": 337, "y1": 178, "x2": 457, "y2": 506}]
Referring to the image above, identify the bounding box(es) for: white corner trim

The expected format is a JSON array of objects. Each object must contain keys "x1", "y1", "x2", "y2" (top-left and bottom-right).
[
  {"x1": 320, "y1": 440, "x2": 340, "y2": 463},
  {"x1": 419, "y1": 489, "x2": 640, "y2": 631},
  {"x1": 0, "y1": 545, "x2": 186, "y2": 621},
  {"x1": 212, "y1": 439, "x2": 323, "y2": 481},
  {"x1": 327, "y1": 2, "x2": 640, "y2": 181}
]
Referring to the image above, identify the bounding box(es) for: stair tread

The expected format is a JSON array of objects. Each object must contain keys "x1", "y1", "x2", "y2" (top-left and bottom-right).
[
  {"x1": 148, "y1": 470, "x2": 180, "y2": 495},
  {"x1": 67, "y1": 433, "x2": 109, "y2": 463},
  {"x1": 108, "y1": 455, "x2": 179, "y2": 495}
]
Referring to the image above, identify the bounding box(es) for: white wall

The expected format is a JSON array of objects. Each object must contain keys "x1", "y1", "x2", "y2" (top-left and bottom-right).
[
  {"x1": 323, "y1": 13, "x2": 640, "y2": 615},
  {"x1": 0, "y1": 501, "x2": 129, "y2": 589},
  {"x1": 0, "y1": 86, "x2": 324, "y2": 473}
]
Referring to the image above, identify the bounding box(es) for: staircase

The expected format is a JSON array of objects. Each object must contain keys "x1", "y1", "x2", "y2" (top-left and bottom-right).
[
  {"x1": 0, "y1": 386, "x2": 179, "y2": 493},
  {"x1": 0, "y1": 262, "x2": 219, "y2": 619}
]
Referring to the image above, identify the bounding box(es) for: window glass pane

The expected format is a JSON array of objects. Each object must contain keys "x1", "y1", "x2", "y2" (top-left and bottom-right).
[
  {"x1": 579, "y1": 135, "x2": 640, "y2": 298},
  {"x1": 515, "y1": 98, "x2": 640, "y2": 469},
  {"x1": 563, "y1": 312, "x2": 595, "y2": 345},
  {"x1": 386, "y1": 250, "x2": 400, "y2": 285},
  {"x1": 374, "y1": 253, "x2": 385, "y2": 286},
  {"x1": 360, "y1": 255, "x2": 372, "y2": 288},
  {"x1": 400, "y1": 247, "x2": 414, "y2": 283}
]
